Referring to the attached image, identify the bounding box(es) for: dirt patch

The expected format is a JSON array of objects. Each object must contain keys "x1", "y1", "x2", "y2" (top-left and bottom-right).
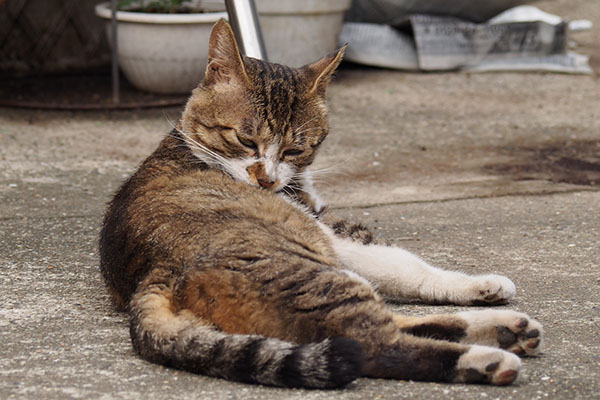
[{"x1": 484, "y1": 139, "x2": 600, "y2": 186}]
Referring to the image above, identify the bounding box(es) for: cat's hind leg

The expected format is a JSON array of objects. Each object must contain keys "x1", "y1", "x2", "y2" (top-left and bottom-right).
[
  {"x1": 394, "y1": 310, "x2": 543, "y2": 356},
  {"x1": 335, "y1": 308, "x2": 524, "y2": 385},
  {"x1": 362, "y1": 334, "x2": 522, "y2": 386},
  {"x1": 273, "y1": 266, "x2": 524, "y2": 385}
]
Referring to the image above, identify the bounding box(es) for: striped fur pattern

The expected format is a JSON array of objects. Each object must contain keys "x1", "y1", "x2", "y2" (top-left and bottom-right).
[
  {"x1": 99, "y1": 20, "x2": 543, "y2": 389},
  {"x1": 129, "y1": 267, "x2": 362, "y2": 388}
]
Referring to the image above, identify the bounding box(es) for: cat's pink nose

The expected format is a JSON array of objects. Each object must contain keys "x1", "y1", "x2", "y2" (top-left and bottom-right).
[{"x1": 258, "y1": 178, "x2": 275, "y2": 189}]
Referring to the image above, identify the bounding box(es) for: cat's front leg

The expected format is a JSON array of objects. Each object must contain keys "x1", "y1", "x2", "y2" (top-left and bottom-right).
[
  {"x1": 323, "y1": 226, "x2": 516, "y2": 305},
  {"x1": 281, "y1": 170, "x2": 328, "y2": 217}
]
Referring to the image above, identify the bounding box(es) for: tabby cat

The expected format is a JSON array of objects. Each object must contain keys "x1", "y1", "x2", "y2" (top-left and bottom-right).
[{"x1": 100, "y1": 20, "x2": 543, "y2": 389}]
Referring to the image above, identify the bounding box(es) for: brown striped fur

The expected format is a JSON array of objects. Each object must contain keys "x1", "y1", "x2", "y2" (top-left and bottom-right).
[{"x1": 100, "y1": 20, "x2": 542, "y2": 389}]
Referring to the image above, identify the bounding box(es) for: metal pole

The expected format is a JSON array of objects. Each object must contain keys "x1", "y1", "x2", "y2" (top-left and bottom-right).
[
  {"x1": 224, "y1": 0, "x2": 267, "y2": 60},
  {"x1": 110, "y1": 0, "x2": 120, "y2": 104}
]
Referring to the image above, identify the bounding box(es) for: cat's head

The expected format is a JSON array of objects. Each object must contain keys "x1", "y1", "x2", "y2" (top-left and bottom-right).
[{"x1": 179, "y1": 19, "x2": 345, "y2": 192}]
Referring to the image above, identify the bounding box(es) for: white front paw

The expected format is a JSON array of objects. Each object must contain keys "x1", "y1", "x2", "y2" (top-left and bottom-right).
[{"x1": 468, "y1": 274, "x2": 516, "y2": 305}]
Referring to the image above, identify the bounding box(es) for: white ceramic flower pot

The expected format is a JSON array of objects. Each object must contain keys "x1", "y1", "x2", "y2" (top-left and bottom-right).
[
  {"x1": 255, "y1": 0, "x2": 352, "y2": 67},
  {"x1": 95, "y1": 3, "x2": 227, "y2": 94}
]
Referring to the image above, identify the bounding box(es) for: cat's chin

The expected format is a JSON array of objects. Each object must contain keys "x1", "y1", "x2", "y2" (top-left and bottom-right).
[{"x1": 244, "y1": 180, "x2": 283, "y2": 192}]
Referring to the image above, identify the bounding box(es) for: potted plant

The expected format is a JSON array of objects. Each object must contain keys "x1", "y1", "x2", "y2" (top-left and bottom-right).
[
  {"x1": 95, "y1": 1, "x2": 227, "y2": 94},
  {"x1": 255, "y1": 0, "x2": 352, "y2": 68}
]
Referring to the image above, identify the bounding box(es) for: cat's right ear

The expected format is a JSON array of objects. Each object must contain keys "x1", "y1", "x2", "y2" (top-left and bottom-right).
[
  {"x1": 203, "y1": 19, "x2": 249, "y2": 88},
  {"x1": 305, "y1": 45, "x2": 347, "y2": 97}
]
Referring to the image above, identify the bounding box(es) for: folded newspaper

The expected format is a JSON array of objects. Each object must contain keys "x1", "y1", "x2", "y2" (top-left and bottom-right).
[
  {"x1": 345, "y1": 0, "x2": 540, "y2": 25},
  {"x1": 340, "y1": 5, "x2": 592, "y2": 74}
]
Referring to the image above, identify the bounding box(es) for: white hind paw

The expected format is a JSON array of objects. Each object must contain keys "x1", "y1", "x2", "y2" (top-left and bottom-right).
[
  {"x1": 455, "y1": 345, "x2": 521, "y2": 385},
  {"x1": 496, "y1": 312, "x2": 543, "y2": 356},
  {"x1": 458, "y1": 310, "x2": 544, "y2": 356}
]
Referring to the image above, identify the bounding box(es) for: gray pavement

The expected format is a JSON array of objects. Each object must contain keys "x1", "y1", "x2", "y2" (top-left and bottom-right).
[{"x1": 1, "y1": 1, "x2": 599, "y2": 398}]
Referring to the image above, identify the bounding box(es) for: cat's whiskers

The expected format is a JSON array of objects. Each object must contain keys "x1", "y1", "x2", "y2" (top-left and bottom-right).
[
  {"x1": 291, "y1": 161, "x2": 349, "y2": 189},
  {"x1": 308, "y1": 159, "x2": 351, "y2": 176},
  {"x1": 293, "y1": 116, "x2": 318, "y2": 135},
  {"x1": 163, "y1": 111, "x2": 179, "y2": 130},
  {"x1": 297, "y1": 170, "x2": 338, "y2": 180},
  {"x1": 280, "y1": 186, "x2": 296, "y2": 198},
  {"x1": 170, "y1": 128, "x2": 223, "y2": 164},
  {"x1": 294, "y1": 127, "x2": 323, "y2": 137},
  {"x1": 283, "y1": 181, "x2": 311, "y2": 195},
  {"x1": 172, "y1": 128, "x2": 238, "y2": 173},
  {"x1": 173, "y1": 128, "x2": 255, "y2": 184}
]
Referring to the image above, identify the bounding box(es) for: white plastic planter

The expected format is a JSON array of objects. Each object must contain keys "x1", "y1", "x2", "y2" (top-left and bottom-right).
[
  {"x1": 256, "y1": 0, "x2": 352, "y2": 67},
  {"x1": 95, "y1": 3, "x2": 227, "y2": 94}
]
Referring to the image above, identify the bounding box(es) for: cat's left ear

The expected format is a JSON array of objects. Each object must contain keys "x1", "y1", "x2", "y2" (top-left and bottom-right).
[
  {"x1": 203, "y1": 19, "x2": 250, "y2": 88},
  {"x1": 305, "y1": 45, "x2": 347, "y2": 97}
]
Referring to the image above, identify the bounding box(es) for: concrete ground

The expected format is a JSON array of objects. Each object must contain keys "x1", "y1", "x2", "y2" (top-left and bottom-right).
[{"x1": 1, "y1": 1, "x2": 599, "y2": 398}]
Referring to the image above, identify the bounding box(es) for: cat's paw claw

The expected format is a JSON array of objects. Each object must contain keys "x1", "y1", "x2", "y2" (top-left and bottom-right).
[
  {"x1": 456, "y1": 345, "x2": 521, "y2": 385},
  {"x1": 469, "y1": 274, "x2": 516, "y2": 305},
  {"x1": 498, "y1": 314, "x2": 543, "y2": 356}
]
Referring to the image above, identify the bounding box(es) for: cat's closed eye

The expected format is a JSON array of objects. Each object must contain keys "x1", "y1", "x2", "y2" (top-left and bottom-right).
[
  {"x1": 282, "y1": 148, "x2": 304, "y2": 158},
  {"x1": 215, "y1": 125, "x2": 234, "y2": 132},
  {"x1": 236, "y1": 134, "x2": 258, "y2": 151}
]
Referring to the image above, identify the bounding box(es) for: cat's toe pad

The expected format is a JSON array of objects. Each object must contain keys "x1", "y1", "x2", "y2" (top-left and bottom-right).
[
  {"x1": 456, "y1": 345, "x2": 521, "y2": 385},
  {"x1": 496, "y1": 313, "x2": 543, "y2": 356}
]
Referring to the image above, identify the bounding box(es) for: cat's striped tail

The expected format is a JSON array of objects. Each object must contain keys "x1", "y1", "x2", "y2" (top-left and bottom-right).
[{"x1": 128, "y1": 269, "x2": 364, "y2": 389}]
